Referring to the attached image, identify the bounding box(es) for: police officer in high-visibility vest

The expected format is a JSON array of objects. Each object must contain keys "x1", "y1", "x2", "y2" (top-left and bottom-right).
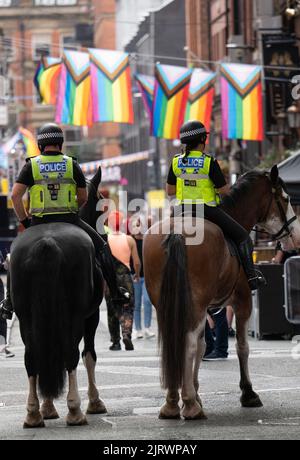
[
  {"x1": 0, "y1": 123, "x2": 128, "y2": 320},
  {"x1": 166, "y1": 120, "x2": 265, "y2": 291}
]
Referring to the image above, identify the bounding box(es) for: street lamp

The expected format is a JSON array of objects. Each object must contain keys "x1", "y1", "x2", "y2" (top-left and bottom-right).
[{"x1": 286, "y1": 1, "x2": 300, "y2": 18}]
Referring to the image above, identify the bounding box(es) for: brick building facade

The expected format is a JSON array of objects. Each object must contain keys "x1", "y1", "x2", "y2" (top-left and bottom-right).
[{"x1": 0, "y1": 0, "x2": 94, "y2": 157}]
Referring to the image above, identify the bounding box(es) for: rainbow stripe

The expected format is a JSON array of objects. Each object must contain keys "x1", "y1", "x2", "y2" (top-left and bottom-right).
[
  {"x1": 34, "y1": 57, "x2": 61, "y2": 105},
  {"x1": 152, "y1": 64, "x2": 192, "y2": 140},
  {"x1": 89, "y1": 49, "x2": 134, "y2": 124},
  {"x1": 221, "y1": 64, "x2": 264, "y2": 141},
  {"x1": 185, "y1": 70, "x2": 216, "y2": 133},
  {"x1": 56, "y1": 50, "x2": 93, "y2": 127},
  {"x1": 135, "y1": 74, "x2": 155, "y2": 119},
  {"x1": 19, "y1": 127, "x2": 40, "y2": 158}
]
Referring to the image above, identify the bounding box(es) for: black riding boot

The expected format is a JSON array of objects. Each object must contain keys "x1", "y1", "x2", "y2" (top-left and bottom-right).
[
  {"x1": 98, "y1": 244, "x2": 130, "y2": 303},
  {"x1": 238, "y1": 238, "x2": 267, "y2": 291},
  {"x1": 0, "y1": 272, "x2": 13, "y2": 321}
]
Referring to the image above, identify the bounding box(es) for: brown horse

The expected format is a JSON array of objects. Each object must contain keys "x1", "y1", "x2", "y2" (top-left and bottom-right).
[{"x1": 143, "y1": 166, "x2": 300, "y2": 420}]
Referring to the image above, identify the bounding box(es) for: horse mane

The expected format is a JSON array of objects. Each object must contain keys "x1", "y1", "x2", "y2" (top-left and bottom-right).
[{"x1": 222, "y1": 170, "x2": 269, "y2": 211}]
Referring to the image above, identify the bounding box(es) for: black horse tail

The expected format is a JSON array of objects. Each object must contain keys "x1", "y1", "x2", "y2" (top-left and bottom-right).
[
  {"x1": 27, "y1": 237, "x2": 66, "y2": 399},
  {"x1": 157, "y1": 233, "x2": 194, "y2": 390}
]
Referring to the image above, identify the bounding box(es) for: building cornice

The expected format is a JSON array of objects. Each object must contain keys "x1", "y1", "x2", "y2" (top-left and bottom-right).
[{"x1": 0, "y1": 5, "x2": 91, "y2": 19}]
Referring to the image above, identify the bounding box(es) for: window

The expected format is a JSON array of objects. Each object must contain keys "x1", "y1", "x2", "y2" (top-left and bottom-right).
[
  {"x1": 61, "y1": 35, "x2": 78, "y2": 52},
  {"x1": 32, "y1": 35, "x2": 51, "y2": 61},
  {"x1": 34, "y1": 0, "x2": 77, "y2": 5},
  {"x1": 2, "y1": 37, "x2": 16, "y2": 62},
  {"x1": 0, "y1": 0, "x2": 19, "y2": 6}
]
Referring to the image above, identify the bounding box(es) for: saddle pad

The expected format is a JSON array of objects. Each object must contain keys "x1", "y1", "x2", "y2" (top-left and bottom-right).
[{"x1": 225, "y1": 238, "x2": 239, "y2": 258}]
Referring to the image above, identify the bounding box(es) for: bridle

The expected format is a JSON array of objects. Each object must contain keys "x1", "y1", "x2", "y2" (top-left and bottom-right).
[{"x1": 254, "y1": 184, "x2": 297, "y2": 242}]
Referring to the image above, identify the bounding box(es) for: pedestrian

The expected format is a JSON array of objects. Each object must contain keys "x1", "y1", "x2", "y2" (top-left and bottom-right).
[
  {"x1": 203, "y1": 308, "x2": 229, "y2": 361},
  {"x1": 131, "y1": 216, "x2": 155, "y2": 340},
  {"x1": 0, "y1": 268, "x2": 14, "y2": 359},
  {"x1": 227, "y1": 305, "x2": 236, "y2": 338},
  {"x1": 106, "y1": 211, "x2": 141, "y2": 351}
]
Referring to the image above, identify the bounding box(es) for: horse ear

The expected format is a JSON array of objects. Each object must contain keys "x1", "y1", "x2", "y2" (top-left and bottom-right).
[
  {"x1": 97, "y1": 167, "x2": 102, "y2": 184},
  {"x1": 270, "y1": 165, "x2": 279, "y2": 186}
]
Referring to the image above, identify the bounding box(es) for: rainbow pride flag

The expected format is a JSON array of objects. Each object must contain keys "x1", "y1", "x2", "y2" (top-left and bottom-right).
[
  {"x1": 56, "y1": 50, "x2": 93, "y2": 126},
  {"x1": 152, "y1": 64, "x2": 192, "y2": 140},
  {"x1": 0, "y1": 128, "x2": 39, "y2": 169},
  {"x1": 34, "y1": 56, "x2": 62, "y2": 105},
  {"x1": 221, "y1": 63, "x2": 264, "y2": 141},
  {"x1": 185, "y1": 70, "x2": 216, "y2": 132},
  {"x1": 89, "y1": 48, "x2": 134, "y2": 124},
  {"x1": 19, "y1": 127, "x2": 40, "y2": 158},
  {"x1": 135, "y1": 74, "x2": 155, "y2": 119}
]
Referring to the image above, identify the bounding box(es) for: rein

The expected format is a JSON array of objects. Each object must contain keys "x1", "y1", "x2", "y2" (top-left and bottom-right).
[{"x1": 253, "y1": 187, "x2": 297, "y2": 242}]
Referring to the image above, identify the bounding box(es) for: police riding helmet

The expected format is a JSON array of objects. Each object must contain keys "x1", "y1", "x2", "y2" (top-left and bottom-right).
[
  {"x1": 37, "y1": 123, "x2": 64, "y2": 152},
  {"x1": 180, "y1": 120, "x2": 209, "y2": 146}
]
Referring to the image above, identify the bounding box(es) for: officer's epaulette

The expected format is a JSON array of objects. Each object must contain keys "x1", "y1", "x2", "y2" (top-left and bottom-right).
[
  {"x1": 67, "y1": 155, "x2": 78, "y2": 162},
  {"x1": 174, "y1": 153, "x2": 182, "y2": 158},
  {"x1": 25, "y1": 156, "x2": 36, "y2": 163}
]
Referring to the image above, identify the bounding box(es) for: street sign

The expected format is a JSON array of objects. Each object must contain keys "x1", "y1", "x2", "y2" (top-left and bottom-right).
[{"x1": 0, "y1": 105, "x2": 8, "y2": 126}]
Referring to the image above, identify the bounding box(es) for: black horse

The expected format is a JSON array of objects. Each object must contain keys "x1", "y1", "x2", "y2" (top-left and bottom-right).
[{"x1": 11, "y1": 167, "x2": 107, "y2": 428}]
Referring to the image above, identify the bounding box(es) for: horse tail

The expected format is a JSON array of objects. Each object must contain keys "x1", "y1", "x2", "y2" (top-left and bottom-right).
[
  {"x1": 157, "y1": 233, "x2": 194, "y2": 390},
  {"x1": 26, "y1": 237, "x2": 66, "y2": 399}
]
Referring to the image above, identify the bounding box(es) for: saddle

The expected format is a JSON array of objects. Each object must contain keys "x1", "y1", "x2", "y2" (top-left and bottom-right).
[{"x1": 172, "y1": 211, "x2": 239, "y2": 259}]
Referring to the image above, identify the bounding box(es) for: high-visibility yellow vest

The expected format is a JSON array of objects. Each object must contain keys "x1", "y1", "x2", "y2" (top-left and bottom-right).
[
  {"x1": 30, "y1": 154, "x2": 78, "y2": 217},
  {"x1": 172, "y1": 151, "x2": 220, "y2": 206}
]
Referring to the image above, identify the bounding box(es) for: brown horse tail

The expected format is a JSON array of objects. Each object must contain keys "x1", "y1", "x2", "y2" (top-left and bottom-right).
[
  {"x1": 26, "y1": 237, "x2": 66, "y2": 399},
  {"x1": 157, "y1": 233, "x2": 194, "y2": 390}
]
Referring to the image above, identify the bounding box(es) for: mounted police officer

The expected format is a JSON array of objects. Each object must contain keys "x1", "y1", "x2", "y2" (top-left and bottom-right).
[
  {"x1": 166, "y1": 120, "x2": 266, "y2": 291},
  {"x1": 0, "y1": 123, "x2": 128, "y2": 320}
]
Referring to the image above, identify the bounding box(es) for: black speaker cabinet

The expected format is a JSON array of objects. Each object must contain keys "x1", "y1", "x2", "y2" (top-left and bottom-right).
[
  {"x1": 250, "y1": 264, "x2": 300, "y2": 339},
  {"x1": 0, "y1": 196, "x2": 8, "y2": 229}
]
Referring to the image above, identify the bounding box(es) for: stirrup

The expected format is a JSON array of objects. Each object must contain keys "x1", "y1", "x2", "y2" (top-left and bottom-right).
[
  {"x1": 0, "y1": 299, "x2": 13, "y2": 321},
  {"x1": 248, "y1": 270, "x2": 267, "y2": 291}
]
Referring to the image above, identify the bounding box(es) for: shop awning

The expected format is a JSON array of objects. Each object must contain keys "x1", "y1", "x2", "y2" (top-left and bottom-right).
[{"x1": 278, "y1": 152, "x2": 300, "y2": 205}]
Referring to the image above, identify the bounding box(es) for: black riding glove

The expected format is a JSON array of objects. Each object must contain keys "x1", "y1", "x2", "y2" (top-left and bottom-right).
[{"x1": 20, "y1": 217, "x2": 31, "y2": 229}]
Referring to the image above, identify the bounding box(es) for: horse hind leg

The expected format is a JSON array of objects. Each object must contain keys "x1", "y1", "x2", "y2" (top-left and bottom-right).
[
  {"x1": 82, "y1": 311, "x2": 107, "y2": 415},
  {"x1": 83, "y1": 352, "x2": 107, "y2": 415},
  {"x1": 193, "y1": 326, "x2": 207, "y2": 416},
  {"x1": 159, "y1": 389, "x2": 181, "y2": 420},
  {"x1": 23, "y1": 377, "x2": 45, "y2": 429},
  {"x1": 66, "y1": 370, "x2": 88, "y2": 426},
  {"x1": 234, "y1": 291, "x2": 263, "y2": 408},
  {"x1": 181, "y1": 322, "x2": 206, "y2": 420},
  {"x1": 41, "y1": 399, "x2": 60, "y2": 420}
]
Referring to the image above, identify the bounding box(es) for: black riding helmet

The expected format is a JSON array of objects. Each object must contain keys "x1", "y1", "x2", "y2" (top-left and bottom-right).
[
  {"x1": 180, "y1": 120, "x2": 209, "y2": 146},
  {"x1": 37, "y1": 123, "x2": 64, "y2": 152}
]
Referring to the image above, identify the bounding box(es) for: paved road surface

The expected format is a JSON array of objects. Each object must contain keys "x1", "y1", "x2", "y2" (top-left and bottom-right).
[{"x1": 1, "y1": 300, "x2": 300, "y2": 440}]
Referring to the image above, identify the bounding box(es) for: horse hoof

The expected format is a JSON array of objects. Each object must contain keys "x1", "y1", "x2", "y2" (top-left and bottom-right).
[
  {"x1": 159, "y1": 412, "x2": 181, "y2": 420},
  {"x1": 86, "y1": 400, "x2": 107, "y2": 415},
  {"x1": 182, "y1": 401, "x2": 207, "y2": 420},
  {"x1": 241, "y1": 394, "x2": 263, "y2": 408},
  {"x1": 183, "y1": 412, "x2": 207, "y2": 421},
  {"x1": 41, "y1": 404, "x2": 60, "y2": 420},
  {"x1": 159, "y1": 404, "x2": 181, "y2": 420},
  {"x1": 42, "y1": 411, "x2": 60, "y2": 420},
  {"x1": 23, "y1": 419, "x2": 45, "y2": 429},
  {"x1": 66, "y1": 415, "x2": 88, "y2": 426}
]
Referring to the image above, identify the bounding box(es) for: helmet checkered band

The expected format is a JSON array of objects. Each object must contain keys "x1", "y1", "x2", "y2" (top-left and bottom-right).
[
  {"x1": 180, "y1": 128, "x2": 207, "y2": 140},
  {"x1": 37, "y1": 132, "x2": 64, "y2": 141}
]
